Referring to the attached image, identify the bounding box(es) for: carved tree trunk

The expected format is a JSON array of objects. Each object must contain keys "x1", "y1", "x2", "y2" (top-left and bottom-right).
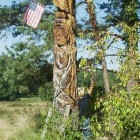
[{"x1": 53, "y1": 0, "x2": 77, "y2": 112}]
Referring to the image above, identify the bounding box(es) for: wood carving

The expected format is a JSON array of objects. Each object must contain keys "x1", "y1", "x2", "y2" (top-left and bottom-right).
[
  {"x1": 53, "y1": 0, "x2": 77, "y2": 111},
  {"x1": 53, "y1": 0, "x2": 74, "y2": 14}
]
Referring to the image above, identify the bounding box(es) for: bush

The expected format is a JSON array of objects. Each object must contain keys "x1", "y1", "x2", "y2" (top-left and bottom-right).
[
  {"x1": 38, "y1": 82, "x2": 53, "y2": 101},
  {"x1": 0, "y1": 83, "x2": 18, "y2": 101},
  {"x1": 41, "y1": 107, "x2": 83, "y2": 140},
  {"x1": 91, "y1": 91, "x2": 140, "y2": 140}
]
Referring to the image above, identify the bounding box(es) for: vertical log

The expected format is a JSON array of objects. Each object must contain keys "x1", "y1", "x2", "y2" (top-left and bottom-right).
[{"x1": 53, "y1": 0, "x2": 77, "y2": 112}]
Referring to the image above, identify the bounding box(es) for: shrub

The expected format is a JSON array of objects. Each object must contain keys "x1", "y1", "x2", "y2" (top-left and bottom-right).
[
  {"x1": 91, "y1": 91, "x2": 140, "y2": 140},
  {"x1": 41, "y1": 107, "x2": 83, "y2": 140},
  {"x1": 38, "y1": 82, "x2": 53, "y2": 101}
]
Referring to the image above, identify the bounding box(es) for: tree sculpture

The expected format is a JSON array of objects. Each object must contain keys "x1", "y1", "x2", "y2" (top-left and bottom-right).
[{"x1": 53, "y1": 0, "x2": 77, "y2": 115}]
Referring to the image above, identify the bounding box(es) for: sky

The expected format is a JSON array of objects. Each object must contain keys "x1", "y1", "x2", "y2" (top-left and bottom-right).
[
  {"x1": 0, "y1": 0, "x2": 120, "y2": 70},
  {"x1": 0, "y1": 0, "x2": 23, "y2": 6},
  {"x1": 0, "y1": 0, "x2": 25, "y2": 53}
]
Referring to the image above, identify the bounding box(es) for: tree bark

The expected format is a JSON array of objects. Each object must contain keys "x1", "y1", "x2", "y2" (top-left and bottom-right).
[
  {"x1": 53, "y1": 0, "x2": 77, "y2": 111},
  {"x1": 126, "y1": 44, "x2": 138, "y2": 93},
  {"x1": 85, "y1": 0, "x2": 111, "y2": 93},
  {"x1": 101, "y1": 58, "x2": 111, "y2": 93}
]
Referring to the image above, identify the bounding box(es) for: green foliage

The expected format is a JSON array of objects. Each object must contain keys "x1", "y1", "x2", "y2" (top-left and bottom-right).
[
  {"x1": 37, "y1": 0, "x2": 53, "y2": 5},
  {"x1": 0, "y1": 54, "x2": 17, "y2": 100},
  {"x1": 0, "y1": 0, "x2": 55, "y2": 100},
  {"x1": 95, "y1": 70, "x2": 119, "y2": 88},
  {"x1": 100, "y1": 0, "x2": 139, "y2": 26},
  {"x1": 78, "y1": 58, "x2": 96, "y2": 88},
  {"x1": 0, "y1": 1, "x2": 27, "y2": 31},
  {"x1": 0, "y1": 1, "x2": 139, "y2": 139},
  {"x1": 41, "y1": 107, "x2": 83, "y2": 140},
  {"x1": 38, "y1": 82, "x2": 53, "y2": 101},
  {"x1": 91, "y1": 91, "x2": 140, "y2": 140},
  {"x1": 117, "y1": 51, "x2": 140, "y2": 89},
  {"x1": 77, "y1": 70, "x2": 90, "y2": 87},
  {"x1": 77, "y1": 69, "x2": 118, "y2": 94},
  {"x1": 0, "y1": 42, "x2": 53, "y2": 100},
  {"x1": 0, "y1": 0, "x2": 54, "y2": 42}
]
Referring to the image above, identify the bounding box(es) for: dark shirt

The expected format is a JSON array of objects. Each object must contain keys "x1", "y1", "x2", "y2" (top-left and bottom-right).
[{"x1": 78, "y1": 93, "x2": 91, "y2": 118}]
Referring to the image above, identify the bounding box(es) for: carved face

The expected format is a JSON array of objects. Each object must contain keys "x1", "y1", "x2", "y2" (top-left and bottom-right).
[{"x1": 54, "y1": 25, "x2": 67, "y2": 46}]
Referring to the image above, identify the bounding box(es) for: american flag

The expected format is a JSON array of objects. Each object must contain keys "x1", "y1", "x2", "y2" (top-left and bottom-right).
[{"x1": 23, "y1": 0, "x2": 45, "y2": 28}]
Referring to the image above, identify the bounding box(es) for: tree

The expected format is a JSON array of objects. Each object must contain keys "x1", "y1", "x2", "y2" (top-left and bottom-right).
[
  {"x1": 0, "y1": 0, "x2": 55, "y2": 100},
  {"x1": 0, "y1": 54, "x2": 14, "y2": 100},
  {"x1": 0, "y1": 42, "x2": 53, "y2": 100},
  {"x1": 84, "y1": 0, "x2": 111, "y2": 94},
  {"x1": 100, "y1": 0, "x2": 140, "y2": 93},
  {"x1": 53, "y1": 0, "x2": 77, "y2": 112}
]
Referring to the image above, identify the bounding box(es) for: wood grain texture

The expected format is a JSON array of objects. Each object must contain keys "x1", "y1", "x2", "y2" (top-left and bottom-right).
[{"x1": 53, "y1": 0, "x2": 77, "y2": 110}]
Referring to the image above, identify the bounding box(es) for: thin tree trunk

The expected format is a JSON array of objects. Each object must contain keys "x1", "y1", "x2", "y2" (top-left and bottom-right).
[
  {"x1": 53, "y1": 0, "x2": 77, "y2": 112},
  {"x1": 126, "y1": 45, "x2": 138, "y2": 93},
  {"x1": 85, "y1": 0, "x2": 111, "y2": 93},
  {"x1": 122, "y1": 0, "x2": 139, "y2": 93},
  {"x1": 102, "y1": 58, "x2": 111, "y2": 93}
]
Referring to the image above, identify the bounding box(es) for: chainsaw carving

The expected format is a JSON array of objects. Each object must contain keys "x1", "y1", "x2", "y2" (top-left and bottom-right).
[{"x1": 53, "y1": 0, "x2": 77, "y2": 110}]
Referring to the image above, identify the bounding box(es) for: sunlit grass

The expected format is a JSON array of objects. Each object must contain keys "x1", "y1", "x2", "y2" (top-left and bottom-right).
[{"x1": 0, "y1": 97, "x2": 50, "y2": 140}]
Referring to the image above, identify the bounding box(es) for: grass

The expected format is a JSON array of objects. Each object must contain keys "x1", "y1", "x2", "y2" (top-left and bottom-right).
[{"x1": 0, "y1": 97, "x2": 50, "y2": 140}]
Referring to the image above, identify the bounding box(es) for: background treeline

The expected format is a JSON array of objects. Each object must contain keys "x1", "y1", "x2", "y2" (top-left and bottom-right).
[
  {"x1": 0, "y1": 48, "x2": 118, "y2": 100},
  {"x1": 0, "y1": 43, "x2": 53, "y2": 100}
]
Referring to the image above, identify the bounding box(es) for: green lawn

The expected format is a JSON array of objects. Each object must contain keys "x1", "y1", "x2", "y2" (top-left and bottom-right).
[{"x1": 0, "y1": 97, "x2": 50, "y2": 140}]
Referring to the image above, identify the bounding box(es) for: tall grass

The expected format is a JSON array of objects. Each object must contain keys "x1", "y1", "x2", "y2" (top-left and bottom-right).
[{"x1": 0, "y1": 97, "x2": 50, "y2": 140}]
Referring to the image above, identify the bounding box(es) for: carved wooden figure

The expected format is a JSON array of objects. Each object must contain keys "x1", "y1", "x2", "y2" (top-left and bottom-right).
[{"x1": 53, "y1": 0, "x2": 77, "y2": 113}]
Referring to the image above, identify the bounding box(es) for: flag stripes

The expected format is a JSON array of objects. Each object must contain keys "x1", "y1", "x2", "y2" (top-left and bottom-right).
[{"x1": 24, "y1": 0, "x2": 45, "y2": 28}]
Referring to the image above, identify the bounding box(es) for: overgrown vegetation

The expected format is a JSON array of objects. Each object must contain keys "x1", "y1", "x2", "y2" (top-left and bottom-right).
[
  {"x1": 0, "y1": 0, "x2": 139, "y2": 139},
  {"x1": 0, "y1": 97, "x2": 49, "y2": 140},
  {"x1": 41, "y1": 107, "x2": 83, "y2": 140},
  {"x1": 90, "y1": 91, "x2": 140, "y2": 140}
]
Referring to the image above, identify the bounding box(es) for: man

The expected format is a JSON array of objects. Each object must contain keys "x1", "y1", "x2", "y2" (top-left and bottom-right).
[{"x1": 78, "y1": 93, "x2": 92, "y2": 140}]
